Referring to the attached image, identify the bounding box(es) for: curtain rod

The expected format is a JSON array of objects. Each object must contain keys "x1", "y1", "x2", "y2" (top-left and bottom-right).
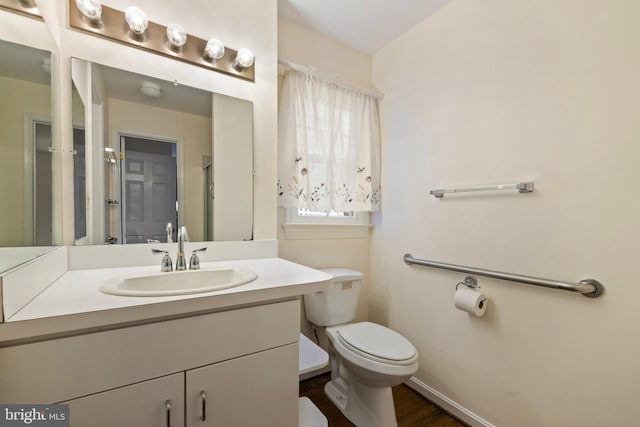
[{"x1": 278, "y1": 58, "x2": 384, "y2": 100}]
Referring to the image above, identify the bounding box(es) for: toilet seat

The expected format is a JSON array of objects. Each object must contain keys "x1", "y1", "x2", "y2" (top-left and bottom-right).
[
  {"x1": 326, "y1": 322, "x2": 418, "y2": 382},
  {"x1": 336, "y1": 322, "x2": 417, "y2": 366}
]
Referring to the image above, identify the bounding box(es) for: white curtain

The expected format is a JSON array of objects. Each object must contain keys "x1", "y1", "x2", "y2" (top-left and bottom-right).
[{"x1": 278, "y1": 70, "x2": 381, "y2": 213}]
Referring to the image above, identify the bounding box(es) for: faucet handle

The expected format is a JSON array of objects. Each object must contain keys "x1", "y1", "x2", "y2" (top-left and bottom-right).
[
  {"x1": 151, "y1": 249, "x2": 173, "y2": 272},
  {"x1": 189, "y1": 247, "x2": 207, "y2": 270}
]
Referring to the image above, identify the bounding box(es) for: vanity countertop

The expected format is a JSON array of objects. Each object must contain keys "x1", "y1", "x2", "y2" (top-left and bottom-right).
[{"x1": 0, "y1": 257, "x2": 332, "y2": 346}]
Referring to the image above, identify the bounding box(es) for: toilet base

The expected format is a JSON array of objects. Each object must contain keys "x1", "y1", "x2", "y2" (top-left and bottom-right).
[{"x1": 324, "y1": 377, "x2": 399, "y2": 427}]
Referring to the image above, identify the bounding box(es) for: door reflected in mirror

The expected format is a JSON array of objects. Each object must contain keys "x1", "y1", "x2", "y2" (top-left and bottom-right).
[
  {"x1": 71, "y1": 59, "x2": 254, "y2": 245},
  {"x1": 120, "y1": 135, "x2": 178, "y2": 244}
]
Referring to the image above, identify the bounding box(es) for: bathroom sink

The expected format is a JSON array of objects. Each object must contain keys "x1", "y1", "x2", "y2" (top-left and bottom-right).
[{"x1": 99, "y1": 267, "x2": 258, "y2": 297}]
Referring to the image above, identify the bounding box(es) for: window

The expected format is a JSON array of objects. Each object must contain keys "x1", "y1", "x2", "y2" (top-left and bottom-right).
[
  {"x1": 298, "y1": 208, "x2": 353, "y2": 221},
  {"x1": 282, "y1": 208, "x2": 371, "y2": 239},
  {"x1": 278, "y1": 69, "x2": 381, "y2": 216}
]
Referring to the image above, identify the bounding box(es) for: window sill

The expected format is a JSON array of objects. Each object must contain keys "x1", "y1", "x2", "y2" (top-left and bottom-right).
[{"x1": 282, "y1": 223, "x2": 371, "y2": 240}]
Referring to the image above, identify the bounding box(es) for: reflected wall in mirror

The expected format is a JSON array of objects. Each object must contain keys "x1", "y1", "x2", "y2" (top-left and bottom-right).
[
  {"x1": 0, "y1": 38, "x2": 54, "y2": 248},
  {"x1": 71, "y1": 59, "x2": 254, "y2": 245},
  {"x1": 71, "y1": 83, "x2": 87, "y2": 244}
]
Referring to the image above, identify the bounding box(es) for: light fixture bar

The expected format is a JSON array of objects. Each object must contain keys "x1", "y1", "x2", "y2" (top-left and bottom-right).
[
  {"x1": 68, "y1": 0, "x2": 255, "y2": 82},
  {"x1": 0, "y1": 0, "x2": 42, "y2": 19}
]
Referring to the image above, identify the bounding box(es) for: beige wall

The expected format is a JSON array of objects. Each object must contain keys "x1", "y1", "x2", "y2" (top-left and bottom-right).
[
  {"x1": 71, "y1": 86, "x2": 84, "y2": 125},
  {"x1": 0, "y1": 76, "x2": 51, "y2": 246},
  {"x1": 108, "y1": 98, "x2": 211, "y2": 241},
  {"x1": 371, "y1": 0, "x2": 640, "y2": 425},
  {"x1": 277, "y1": 16, "x2": 373, "y2": 343},
  {"x1": 278, "y1": 16, "x2": 372, "y2": 89},
  {"x1": 212, "y1": 94, "x2": 254, "y2": 241}
]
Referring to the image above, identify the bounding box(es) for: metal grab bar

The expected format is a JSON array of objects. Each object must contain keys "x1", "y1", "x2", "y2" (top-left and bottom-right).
[{"x1": 403, "y1": 254, "x2": 604, "y2": 298}]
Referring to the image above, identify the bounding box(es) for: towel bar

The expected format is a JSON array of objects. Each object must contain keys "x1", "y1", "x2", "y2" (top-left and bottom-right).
[{"x1": 430, "y1": 182, "x2": 534, "y2": 198}]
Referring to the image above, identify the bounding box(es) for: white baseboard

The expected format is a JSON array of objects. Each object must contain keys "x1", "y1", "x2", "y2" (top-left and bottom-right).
[{"x1": 405, "y1": 376, "x2": 495, "y2": 427}]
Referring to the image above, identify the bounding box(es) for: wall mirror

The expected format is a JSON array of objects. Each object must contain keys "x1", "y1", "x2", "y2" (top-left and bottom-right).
[
  {"x1": 71, "y1": 59, "x2": 254, "y2": 245},
  {"x1": 0, "y1": 9, "x2": 57, "y2": 273}
]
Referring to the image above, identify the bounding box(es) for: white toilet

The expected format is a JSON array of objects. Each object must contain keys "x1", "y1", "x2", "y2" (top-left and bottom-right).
[{"x1": 304, "y1": 268, "x2": 418, "y2": 427}]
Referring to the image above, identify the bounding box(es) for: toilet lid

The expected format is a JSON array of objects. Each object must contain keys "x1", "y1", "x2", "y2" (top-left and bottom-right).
[{"x1": 337, "y1": 322, "x2": 416, "y2": 362}]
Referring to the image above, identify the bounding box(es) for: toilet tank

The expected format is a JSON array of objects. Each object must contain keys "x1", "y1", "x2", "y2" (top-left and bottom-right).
[{"x1": 304, "y1": 268, "x2": 363, "y2": 327}]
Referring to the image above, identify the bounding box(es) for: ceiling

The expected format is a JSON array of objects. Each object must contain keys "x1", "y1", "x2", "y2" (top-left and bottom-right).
[
  {"x1": 0, "y1": 39, "x2": 51, "y2": 85},
  {"x1": 278, "y1": 0, "x2": 452, "y2": 54},
  {"x1": 97, "y1": 63, "x2": 212, "y2": 118}
]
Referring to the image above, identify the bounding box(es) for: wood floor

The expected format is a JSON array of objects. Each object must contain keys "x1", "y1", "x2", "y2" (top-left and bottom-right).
[{"x1": 300, "y1": 374, "x2": 466, "y2": 426}]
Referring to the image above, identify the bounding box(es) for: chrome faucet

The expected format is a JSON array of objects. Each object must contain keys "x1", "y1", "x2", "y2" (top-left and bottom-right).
[
  {"x1": 152, "y1": 226, "x2": 202, "y2": 272},
  {"x1": 176, "y1": 225, "x2": 189, "y2": 271}
]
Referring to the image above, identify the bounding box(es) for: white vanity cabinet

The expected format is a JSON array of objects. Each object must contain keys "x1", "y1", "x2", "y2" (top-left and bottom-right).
[
  {"x1": 64, "y1": 344, "x2": 297, "y2": 427},
  {"x1": 64, "y1": 374, "x2": 185, "y2": 427},
  {"x1": 0, "y1": 300, "x2": 301, "y2": 427},
  {"x1": 185, "y1": 343, "x2": 298, "y2": 427}
]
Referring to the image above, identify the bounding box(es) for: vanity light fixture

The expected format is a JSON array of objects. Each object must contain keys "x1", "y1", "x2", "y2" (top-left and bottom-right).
[
  {"x1": 166, "y1": 23, "x2": 187, "y2": 48},
  {"x1": 124, "y1": 6, "x2": 148, "y2": 35},
  {"x1": 68, "y1": 0, "x2": 255, "y2": 82},
  {"x1": 16, "y1": 0, "x2": 37, "y2": 8},
  {"x1": 233, "y1": 48, "x2": 254, "y2": 70},
  {"x1": 204, "y1": 39, "x2": 225, "y2": 60},
  {"x1": 0, "y1": 0, "x2": 41, "y2": 18},
  {"x1": 140, "y1": 81, "x2": 162, "y2": 99},
  {"x1": 75, "y1": 0, "x2": 102, "y2": 22}
]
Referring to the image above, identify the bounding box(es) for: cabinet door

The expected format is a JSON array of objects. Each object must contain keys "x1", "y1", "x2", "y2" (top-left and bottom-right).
[
  {"x1": 186, "y1": 343, "x2": 298, "y2": 427},
  {"x1": 63, "y1": 373, "x2": 184, "y2": 427}
]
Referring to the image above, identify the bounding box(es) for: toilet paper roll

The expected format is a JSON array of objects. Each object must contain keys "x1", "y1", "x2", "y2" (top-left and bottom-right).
[{"x1": 454, "y1": 286, "x2": 488, "y2": 317}]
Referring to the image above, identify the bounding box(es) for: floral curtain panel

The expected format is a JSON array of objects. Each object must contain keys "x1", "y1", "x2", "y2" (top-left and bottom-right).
[{"x1": 278, "y1": 70, "x2": 381, "y2": 213}]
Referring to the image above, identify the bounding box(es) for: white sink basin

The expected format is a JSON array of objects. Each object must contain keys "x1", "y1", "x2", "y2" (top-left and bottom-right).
[{"x1": 99, "y1": 267, "x2": 258, "y2": 297}]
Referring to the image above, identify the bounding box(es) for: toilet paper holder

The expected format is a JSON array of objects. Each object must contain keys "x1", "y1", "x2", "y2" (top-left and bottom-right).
[{"x1": 456, "y1": 275, "x2": 479, "y2": 290}]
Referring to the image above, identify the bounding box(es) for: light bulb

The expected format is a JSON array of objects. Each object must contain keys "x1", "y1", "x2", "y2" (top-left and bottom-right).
[
  {"x1": 233, "y1": 48, "x2": 254, "y2": 70},
  {"x1": 204, "y1": 39, "x2": 225, "y2": 60},
  {"x1": 75, "y1": 0, "x2": 102, "y2": 21},
  {"x1": 125, "y1": 6, "x2": 148, "y2": 35},
  {"x1": 166, "y1": 23, "x2": 187, "y2": 48}
]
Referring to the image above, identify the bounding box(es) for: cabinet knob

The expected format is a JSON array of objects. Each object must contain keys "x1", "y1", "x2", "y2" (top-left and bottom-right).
[
  {"x1": 165, "y1": 400, "x2": 171, "y2": 427},
  {"x1": 200, "y1": 391, "x2": 207, "y2": 422}
]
